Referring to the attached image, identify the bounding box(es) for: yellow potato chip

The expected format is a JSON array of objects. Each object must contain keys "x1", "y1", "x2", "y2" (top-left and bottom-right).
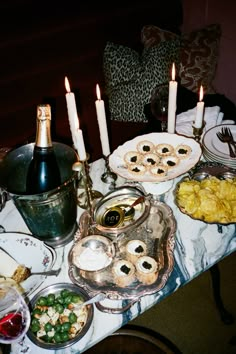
[{"x1": 176, "y1": 176, "x2": 236, "y2": 223}]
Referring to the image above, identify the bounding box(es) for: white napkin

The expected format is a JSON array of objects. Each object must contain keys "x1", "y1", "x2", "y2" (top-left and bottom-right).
[{"x1": 175, "y1": 106, "x2": 224, "y2": 137}]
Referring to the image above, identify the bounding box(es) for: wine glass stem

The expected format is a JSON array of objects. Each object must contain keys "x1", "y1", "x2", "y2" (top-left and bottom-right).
[{"x1": 161, "y1": 120, "x2": 167, "y2": 132}]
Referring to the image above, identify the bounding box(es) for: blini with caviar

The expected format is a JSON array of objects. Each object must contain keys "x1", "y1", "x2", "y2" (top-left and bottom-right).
[
  {"x1": 125, "y1": 240, "x2": 147, "y2": 263},
  {"x1": 135, "y1": 256, "x2": 159, "y2": 285},
  {"x1": 112, "y1": 260, "x2": 136, "y2": 287}
]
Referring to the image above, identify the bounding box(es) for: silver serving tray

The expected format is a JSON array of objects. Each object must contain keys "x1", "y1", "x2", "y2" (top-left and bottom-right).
[{"x1": 68, "y1": 198, "x2": 176, "y2": 312}]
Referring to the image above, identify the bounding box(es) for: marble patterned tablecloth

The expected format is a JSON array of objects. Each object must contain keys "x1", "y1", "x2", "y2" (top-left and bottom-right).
[{"x1": 0, "y1": 158, "x2": 235, "y2": 354}]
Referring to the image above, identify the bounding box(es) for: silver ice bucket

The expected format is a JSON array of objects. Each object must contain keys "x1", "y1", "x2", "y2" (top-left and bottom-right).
[{"x1": 0, "y1": 142, "x2": 78, "y2": 247}]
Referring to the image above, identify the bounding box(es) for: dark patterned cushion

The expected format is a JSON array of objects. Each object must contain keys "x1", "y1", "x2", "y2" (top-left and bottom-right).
[
  {"x1": 141, "y1": 26, "x2": 178, "y2": 48},
  {"x1": 141, "y1": 24, "x2": 221, "y2": 94},
  {"x1": 103, "y1": 39, "x2": 180, "y2": 122},
  {"x1": 180, "y1": 24, "x2": 221, "y2": 94}
]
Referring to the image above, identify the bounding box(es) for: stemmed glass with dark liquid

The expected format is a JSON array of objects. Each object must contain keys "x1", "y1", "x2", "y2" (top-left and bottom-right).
[
  {"x1": 0, "y1": 286, "x2": 30, "y2": 344},
  {"x1": 150, "y1": 83, "x2": 169, "y2": 132}
]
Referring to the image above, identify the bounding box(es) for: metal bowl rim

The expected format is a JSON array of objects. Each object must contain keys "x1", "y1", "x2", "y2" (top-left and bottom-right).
[
  {"x1": 27, "y1": 282, "x2": 94, "y2": 350},
  {"x1": 174, "y1": 162, "x2": 236, "y2": 225},
  {"x1": 71, "y1": 235, "x2": 116, "y2": 272}
]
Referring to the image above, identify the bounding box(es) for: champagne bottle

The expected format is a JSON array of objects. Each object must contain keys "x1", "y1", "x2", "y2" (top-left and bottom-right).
[{"x1": 26, "y1": 104, "x2": 61, "y2": 194}]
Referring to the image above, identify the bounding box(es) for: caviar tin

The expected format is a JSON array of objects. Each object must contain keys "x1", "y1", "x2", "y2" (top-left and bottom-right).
[
  {"x1": 93, "y1": 184, "x2": 151, "y2": 237},
  {"x1": 100, "y1": 206, "x2": 125, "y2": 228}
]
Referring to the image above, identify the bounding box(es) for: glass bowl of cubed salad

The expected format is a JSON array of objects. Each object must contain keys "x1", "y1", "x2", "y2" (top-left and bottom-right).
[{"x1": 27, "y1": 283, "x2": 94, "y2": 349}]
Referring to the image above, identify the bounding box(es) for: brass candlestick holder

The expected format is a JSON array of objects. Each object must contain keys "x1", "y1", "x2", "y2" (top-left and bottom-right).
[
  {"x1": 101, "y1": 154, "x2": 117, "y2": 190},
  {"x1": 73, "y1": 154, "x2": 103, "y2": 214},
  {"x1": 192, "y1": 121, "x2": 206, "y2": 143}
]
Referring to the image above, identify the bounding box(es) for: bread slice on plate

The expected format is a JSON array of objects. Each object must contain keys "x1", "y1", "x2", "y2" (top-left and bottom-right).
[{"x1": 0, "y1": 248, "x2": 30, "y2": 283}]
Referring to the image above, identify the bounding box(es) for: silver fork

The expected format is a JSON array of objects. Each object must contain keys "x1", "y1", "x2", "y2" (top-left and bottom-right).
[
  {"x1": 223, "y1": 127, "x2": 236, "y2": 154},
  {"x1": 216, "y1": 130, "x2": 236, "y2": 158},
  {"x1": 30, "y1": 268, "x2": 61, "y2": 276},
  {"x1": 73, "y1": 293, "x2": 106, "y2": 310}
]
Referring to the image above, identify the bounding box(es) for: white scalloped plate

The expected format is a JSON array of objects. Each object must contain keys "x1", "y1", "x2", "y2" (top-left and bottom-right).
[
  {"x1": 109, "y1": 133, "x2": 202, "y2": 182},
  {"x1": 203, "y1": 124, "x2": 236, "y2": 161},
  {"x1": 0, "y1": 232, "x2": 56, "y2": 296}
]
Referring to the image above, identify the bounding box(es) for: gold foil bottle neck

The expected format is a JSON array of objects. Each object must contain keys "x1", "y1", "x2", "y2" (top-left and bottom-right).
[
  {"x1": 37, "y1": 104, "x2": 51, "y2": 121},
  {"x1": 35, "y1": 104, "x2": 52, "y2": 148}
]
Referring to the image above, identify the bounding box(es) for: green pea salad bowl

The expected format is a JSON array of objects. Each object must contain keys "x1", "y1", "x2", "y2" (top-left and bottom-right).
[{"x1": 27, "y1": 283, "x2": 94, "y2": 349}]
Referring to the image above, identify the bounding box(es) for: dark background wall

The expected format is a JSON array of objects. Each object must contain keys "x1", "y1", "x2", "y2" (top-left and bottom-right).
[
  {"x1": 0, "y1": 1, "x2": 183, "y2": 161},
  {"x1": 182, "y1": 0, "x2": 236, "y2": 106},
  {"x1": 4, "y1": 1, "x2": 236, "y2": 156}
]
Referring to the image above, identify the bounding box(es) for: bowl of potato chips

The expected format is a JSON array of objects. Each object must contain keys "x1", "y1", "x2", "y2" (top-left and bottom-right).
[{"x1": 174, "y1": 162, "x2": 236, "y2": 224}]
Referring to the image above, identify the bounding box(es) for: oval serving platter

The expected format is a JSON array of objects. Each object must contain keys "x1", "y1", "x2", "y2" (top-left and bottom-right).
[
  {"x1": 0, "y1": 232, "x2": 56, "y2": 296},
  {"x1": 109, "y1": 133, "x2": 202, "y2": 182}
]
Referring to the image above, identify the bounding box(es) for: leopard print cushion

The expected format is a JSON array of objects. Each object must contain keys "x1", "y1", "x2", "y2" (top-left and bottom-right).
[
  {"x1": 141, "y1": 24, "x2": 221, "y2": 94},
  {"x1": 103, "y1": 39, "x2": 180, "y2": 122},
  {"x1": 103, "y1": 42, "x2": 141, "y2": 88}
]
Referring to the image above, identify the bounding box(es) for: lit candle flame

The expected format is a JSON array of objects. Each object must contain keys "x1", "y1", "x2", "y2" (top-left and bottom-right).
[
  {"x1": 65, "y1": 76, "x2": 71, "y2": 93},
  {"x1": 171, "y1": 63, "x2": 176, "y2": 81},
  {"x1": 199, "y1": 85, "x2": 204, "y2": 102},
  {"x1": 96, "y1": 83, "x2": 101, "y2": 100}
]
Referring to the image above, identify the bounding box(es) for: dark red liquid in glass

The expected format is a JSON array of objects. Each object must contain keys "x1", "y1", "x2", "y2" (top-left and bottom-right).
[
  {"x1": 0, "y1": 312, "x2": 24, "y2": 339},
  {"x1": 158, "y1": 113, "x2": 168, "y2": 122}
]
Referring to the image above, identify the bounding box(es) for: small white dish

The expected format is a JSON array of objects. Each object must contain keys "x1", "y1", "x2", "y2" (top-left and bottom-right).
[
  {"x1": 72, "y1": 235, "x2": 115, "y2": 272},
  {"x1": 0, "y1": 232, "x2": 56, "y2": 296},
  {"x1": 141, "y1": 179, "x2": 174, "y2": 196},
  {"x1": 221, "y1": 120, "x2": 235, "y2": 125}
]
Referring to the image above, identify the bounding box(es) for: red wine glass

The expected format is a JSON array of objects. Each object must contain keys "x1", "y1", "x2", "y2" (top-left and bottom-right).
[
  {"x1": 0, "y1": 286, "x2": 30, "y2": 344},
  {"x1": 150, "y1": 83, "x2": 169, "y2": 132}
]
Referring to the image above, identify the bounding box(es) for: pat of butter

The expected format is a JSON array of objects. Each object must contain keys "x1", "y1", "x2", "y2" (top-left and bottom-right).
[{"x1": 0, "y1": 248, "x2": 19, "y2": 278}]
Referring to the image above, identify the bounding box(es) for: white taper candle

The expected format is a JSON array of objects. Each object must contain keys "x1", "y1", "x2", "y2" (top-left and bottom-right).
[
  {"x1": 167, "y1": 63, "x2": 178, "y2": 134},
  {"x1": 74, "y1": 129, "x2": 87, "y2": 161},
  {"x1": 194, "y1": 85, "x2": 205, "y2": 129},
  {"x1": 65, "y1": 77, "x2": 87, "y2": 160},
  {"x1": 95, "y1": 84, "x2": 110, "y2": 156},
  {"x1": 65, "y1": 76, "x2": 79, "y2": 147}
]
